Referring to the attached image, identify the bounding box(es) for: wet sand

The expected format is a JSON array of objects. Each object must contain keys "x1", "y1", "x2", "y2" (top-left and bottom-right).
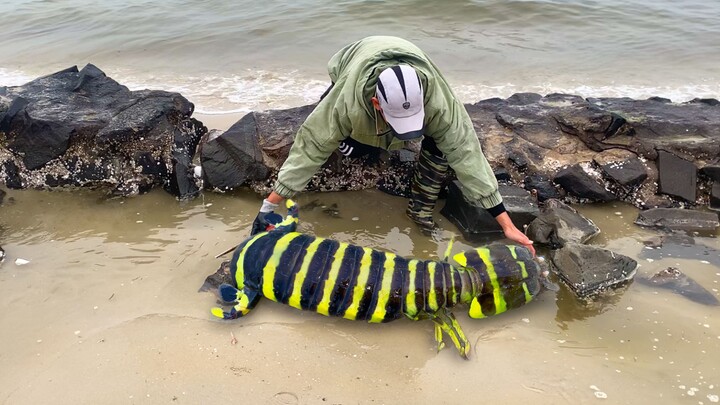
[{"x1": 1, "y1": 114, "x2": 719, "y2": 404}]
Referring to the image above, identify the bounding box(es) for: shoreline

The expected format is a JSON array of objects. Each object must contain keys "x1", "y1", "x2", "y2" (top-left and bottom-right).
[{"x1": 193, "y1": 112, "x2": 246, "y2": 132}]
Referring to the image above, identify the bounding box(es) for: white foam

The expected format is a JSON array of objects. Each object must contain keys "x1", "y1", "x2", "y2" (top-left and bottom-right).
[
  {"x1": 452, "y1": 82, "x2": 720, "y2": 105},
  {"x1": 0, "y1": 68, "x2": 33, "y2": 87},
  {"x1": 3, "y1": 66, "x2": 718, "y2": 115},
  {"x1": 109, "y1": 68, "x2": 328, "y2": 115}
]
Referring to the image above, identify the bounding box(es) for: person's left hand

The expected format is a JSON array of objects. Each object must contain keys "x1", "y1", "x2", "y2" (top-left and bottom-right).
[{"x1": 503, "y1": 226, "x2": 536, "y2": 257}]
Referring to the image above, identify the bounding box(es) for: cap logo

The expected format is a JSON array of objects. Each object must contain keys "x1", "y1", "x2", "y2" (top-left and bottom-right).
[{"x1": 402, "y1": 102, "x2": 411, "y2": 110}]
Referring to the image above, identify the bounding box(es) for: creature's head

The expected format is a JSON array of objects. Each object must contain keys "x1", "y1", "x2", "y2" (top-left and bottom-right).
[{"x1": 453, "y1": 244, "x2": 543, "y2": 319}]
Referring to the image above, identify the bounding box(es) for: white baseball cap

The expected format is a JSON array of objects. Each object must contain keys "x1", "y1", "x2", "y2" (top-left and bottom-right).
[{"x1": 376, "y1": 64, "x2": 424, "y2": 140}]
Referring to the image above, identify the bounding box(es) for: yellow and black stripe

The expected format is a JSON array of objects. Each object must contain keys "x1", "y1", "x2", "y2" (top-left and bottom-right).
[
  {"x1": 229, "y1": 231, "x2": 482, "y2": 323},
  {"x1": 453, "y1": 244, "x2": 541, "y2": 319},
  {"x1": 212, "y1": 199, "x2": 543, "y2": 359},
  {"x1": 225, "y1": 229, "x2": 540, "y2": 323}
]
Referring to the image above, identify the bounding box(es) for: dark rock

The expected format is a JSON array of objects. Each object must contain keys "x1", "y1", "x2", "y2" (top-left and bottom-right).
[
  {"x1": 635, "y1": 208, "x2": 719, "y2": 232},
  {"x1": 586, "y1": 97, "x2": 720, "y2": 161},
  {"x1": 593, "y1": 149, "x2": 648, "y2": 188},
  {"x1": 254, "y1": 104, "x2": 317, "y2": 169},
  {"x1": 494, "y1": 167, "x2": 512, "y2": 183},
  {"x1": 507, "y1": 151, "x2": 528, "y2": 172},
  {"x1": 2, "y1": 161, "x2": 23, "y2": 189},
  {"x1": 3, "y1": 98, "x2": 73, "y2": 170},
  {"x1": 495, "y1": 93, "x2": 604, "y2": 152},
  {"x1": 135, "y1": 152, "x2": 169, "y2": 178},
  {"x1": 199, "y1": 117, "x2": 270, "y2": 191},
  {"x1": 440, "y1": 180, "x2": 539, "y2": 242},
  {"x1": 701, "y1": 164, "x2": 720, "y2": 182},
  {"x1": 506, "y1": 92, "x2": 543, "y2": 105},
  {"x1": 0, "y1": 64, "x2": 206, "y2": 198},
  {"x1": 199, "y1": 260, "x2": 233, "y2": 293},
  {"x1": 553, "y1": 163, "x2": 616, "y2": 202},
  {"x1": 0, "y1": 188, "x2": 5, "y2": 205},
  {"x1": 657, "y1": 150, "x2": 697, "y2": 202},
  {"x1": 396, "y1": 148, "x2": 418, "y2": 163},
  {"x1": 648, "y1": 96, "x2": 672, "y2": 103},
  {"x1": 636, "y1": 267, "x2": 719, "y2": 306},
  {"x1": 194, "y1": 92, "x2": 720, "y2": 212},
  {"x1": 549, "y1": 243, "x2": 637, "y2": 297},
  {"x1": 689, "y1": 98, "x2": 720, "y2": 106},
  {"x1": 376, "y1": 150, "x2": 415, "y2": 198},
  {"x1": 711, "y1": 183, "x2": 720, "y2": 211},
  {"x1": 526, "y1": 199, "x2": 600, "y2": 249},
  {"x1": 523, "y1": 174, "x2": 562, "y2": 202}
]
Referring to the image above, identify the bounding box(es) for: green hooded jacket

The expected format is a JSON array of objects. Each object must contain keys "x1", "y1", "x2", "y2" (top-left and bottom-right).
[{"x1": 273, "y1": 36, "x2": 502, "y2": 209}]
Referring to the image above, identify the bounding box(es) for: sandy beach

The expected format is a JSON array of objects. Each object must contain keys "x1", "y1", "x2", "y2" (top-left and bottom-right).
[
  {"x1": 1, "y1": 182, "x2": 719, "y2": 404},
  {"x1": 2, "y1": 0, "x2": 720, "y2": 403}
]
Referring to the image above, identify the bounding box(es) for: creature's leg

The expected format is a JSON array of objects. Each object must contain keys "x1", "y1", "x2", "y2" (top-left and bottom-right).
[
  {"x1": 431, "y1": 308, "x2": 470, "y2": 359},
  {"x1": 211, "y1": 284, "x2": 261, "y2": 320},
  {"x1": 442, "y1": 237, "x2": 455, "y2": 262},
  {"x1": 407, "y1": 137, "x2": 448, "y2": 235}
]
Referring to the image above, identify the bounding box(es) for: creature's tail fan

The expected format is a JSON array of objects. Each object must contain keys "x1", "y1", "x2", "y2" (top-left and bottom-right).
[
  {"x1": 211, "y1": 286, "x2": 261, "y2": 320},
  {"x1": 219, "y1": 283, "x2": 239, "y2": 303}
]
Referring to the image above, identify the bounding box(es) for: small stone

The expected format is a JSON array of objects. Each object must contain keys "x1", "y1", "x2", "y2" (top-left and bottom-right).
[{"x1": 15, "y1": 258, "x2": 30, "y2": 265}]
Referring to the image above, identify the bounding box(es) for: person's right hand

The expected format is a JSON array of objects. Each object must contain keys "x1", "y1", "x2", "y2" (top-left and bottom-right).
[
  {"x1": 250, "y1": 211, "x2": 283, "y2": 235},
  {"x1": 250, "y1": 199, "x2": 282, "y2": 236}
]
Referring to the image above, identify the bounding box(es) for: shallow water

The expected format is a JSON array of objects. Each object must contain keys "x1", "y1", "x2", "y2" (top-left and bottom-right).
[{"x1": 1, "y1": 186, "x2": 718, "y2": 404}]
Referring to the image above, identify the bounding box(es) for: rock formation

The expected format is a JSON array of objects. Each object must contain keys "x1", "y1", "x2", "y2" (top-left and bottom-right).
[{"x1": 0, "y1": 64, "x2": 206, "y2": 198}]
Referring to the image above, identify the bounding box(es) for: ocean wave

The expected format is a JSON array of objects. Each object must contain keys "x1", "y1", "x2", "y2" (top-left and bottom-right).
[
  {"x1": 110, "y1": 69, "x2": 720, "y2": 114},
  {"x1": 2, "y1": 66, "x2": 717, "y2": 115},
  {"x1": 0, "y1": 68, "x2": 34, "y2": 87}
]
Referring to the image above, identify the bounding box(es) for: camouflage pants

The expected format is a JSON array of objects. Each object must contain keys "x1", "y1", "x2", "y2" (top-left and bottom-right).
[{"x1": 340, "y1": 136, "x2": 448, "y2": 233}]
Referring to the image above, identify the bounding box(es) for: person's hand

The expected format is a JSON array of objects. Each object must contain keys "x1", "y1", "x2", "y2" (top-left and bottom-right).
[
  {"x1": 503, "y1": 225, "x2": 536, "y2": 257},
  {"x1": 250, "y1": 212, "x2": 280, "y2": 235},
  {"x1": 250, "y1": 199, "x2": 281, "y2": 236}
]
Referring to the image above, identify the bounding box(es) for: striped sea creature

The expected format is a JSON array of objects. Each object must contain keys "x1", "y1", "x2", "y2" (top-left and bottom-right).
[{"x1": 211, "y1": 200, "x2": 542, "y2": 358}]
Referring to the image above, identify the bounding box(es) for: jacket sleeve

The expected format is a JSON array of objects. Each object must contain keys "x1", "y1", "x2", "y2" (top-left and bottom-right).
[
  {"x1": 273, "y1": 94, "x2": 349, "y2": 198},
  {"x1": 424, "y1": 80, "x2": 502, "y2": 209}
]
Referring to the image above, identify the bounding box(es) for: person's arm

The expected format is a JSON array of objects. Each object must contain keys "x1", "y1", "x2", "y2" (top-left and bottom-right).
[
  {"x1": 266, "y1": 191, "x2": 284, "y2": 205},
  {"x1": 250, "y1": 88, "x2": 349, "y2": 234},
  {"x1": 495, "y1": 212, "x2": 535, "y2": 256},
  {"x1": 424, "y1": 78, "x2": 535, "y2": 255}
]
